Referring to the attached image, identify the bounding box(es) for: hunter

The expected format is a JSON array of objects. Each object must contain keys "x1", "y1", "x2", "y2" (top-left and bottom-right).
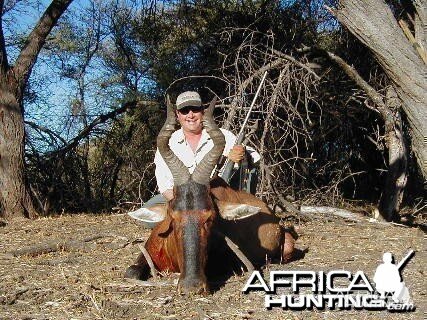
[{"x1": 145, "y1": 91, "x2": 260, "y2": 209}]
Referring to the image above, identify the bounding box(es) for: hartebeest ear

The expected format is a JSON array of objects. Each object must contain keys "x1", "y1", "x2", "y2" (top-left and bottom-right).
[
  {"x1": 127, "y1": 206, "x2": 165, "y2": 227},
  {"x1": 215, "y1": 200, "x2": 261, "y2": 220}
]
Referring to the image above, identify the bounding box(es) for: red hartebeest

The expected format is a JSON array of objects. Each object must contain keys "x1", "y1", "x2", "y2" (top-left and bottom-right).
[{"x1": 125, "y1": 98, "x2": 296, "y2": 294}]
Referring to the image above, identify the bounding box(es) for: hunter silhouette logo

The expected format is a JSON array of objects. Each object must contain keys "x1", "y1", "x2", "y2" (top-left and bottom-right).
[
  {"x1": 242, "y1": 250, "x2": 416, "y2": 312},
  {"x1": 373, "y1": 250, "x2": 414, "y2": 304}
]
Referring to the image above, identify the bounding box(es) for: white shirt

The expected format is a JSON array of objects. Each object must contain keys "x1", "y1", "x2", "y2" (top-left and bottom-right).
[{"x1": 154, "y1": 128, "x2": 260, "y2": 193}]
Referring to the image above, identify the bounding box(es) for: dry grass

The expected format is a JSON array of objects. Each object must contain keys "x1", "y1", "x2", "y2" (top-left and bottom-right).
[{"x1": 0, "y1": 213, "x2": 425, "y2": 319}]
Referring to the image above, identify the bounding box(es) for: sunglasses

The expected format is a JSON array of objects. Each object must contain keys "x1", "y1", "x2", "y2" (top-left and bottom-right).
[{"x1": 178, "y1": 106, "x2": 204, "y2": 115}]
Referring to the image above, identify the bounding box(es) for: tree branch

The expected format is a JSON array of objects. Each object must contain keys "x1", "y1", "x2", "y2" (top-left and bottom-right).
[
  {"x1": 2, "y1": 0, "x2": 26, "y2": 16},
  {"x1": 13, "y1": 0, "x2": 73, "y2": 89},
  {"x1": 25, "y1": 120, "x2": 67, "y2": 146},
  {"x1": 223, "y1": 59, "x2": 286, "y2": 130},
  {"x1": 0, "y1": 0, "x2": 9, "y2": 72},
  {"x1": 301, "y1": 46, "x2": 392, "y2": 120},
  {"x1": 271, "y1": 49, "x2": 321, "y2": 80},
  {"x1": 52, "y1": 100, "x2": 158, "y2": 155}
]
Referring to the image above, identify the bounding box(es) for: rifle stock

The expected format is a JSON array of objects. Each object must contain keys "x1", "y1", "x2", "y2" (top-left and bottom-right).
[{"x1": 214, "y1": 132, "x2": 246, "y2": 182}]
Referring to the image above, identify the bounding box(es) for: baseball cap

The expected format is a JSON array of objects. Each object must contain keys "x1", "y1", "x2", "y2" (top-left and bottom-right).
[{"x1": 175, "y1": 91, "x2": 202, "y2": 110}]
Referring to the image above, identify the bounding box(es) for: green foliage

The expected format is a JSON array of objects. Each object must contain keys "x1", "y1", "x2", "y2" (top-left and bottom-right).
[{"x1": 89, "y1": 103, "x2": 164, "y2": 210}]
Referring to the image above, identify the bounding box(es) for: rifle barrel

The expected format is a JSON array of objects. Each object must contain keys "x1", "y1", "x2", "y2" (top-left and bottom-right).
[
  {"x1": 235, "y1": 71, "x2": 268, "y2": 142},
  {"x1": 215, "y1": 71, "x2": 268, "y2": 180}
]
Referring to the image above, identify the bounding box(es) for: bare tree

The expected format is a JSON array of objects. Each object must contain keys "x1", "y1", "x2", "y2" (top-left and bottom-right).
[
  {"x1": 217, "y1": 29, "x2": 321, "y2": 206},
  {"x1": 0, "y1": 0, "x2": 73, "y2": 220},
  {"x1": 216, "y1": 28, "x2": 411, "y2": 219},
  {"x1": 311, "y1": 48, "x2": 408, "y2": 220},
  {"x1": 49, "y1": 0, "x2": 104, "y2": 208},
  {"x1": 331, "y1": 0, "x2": 427, "y2": 180}
]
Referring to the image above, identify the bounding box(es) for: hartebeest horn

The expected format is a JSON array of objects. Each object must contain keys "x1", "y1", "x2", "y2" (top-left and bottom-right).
[
  {"x1": 157, "y1": 95, "x2": 191, "y2": 185},
  {"x1": 192, "y1": 97, "x2": 225, "y2": 185}
]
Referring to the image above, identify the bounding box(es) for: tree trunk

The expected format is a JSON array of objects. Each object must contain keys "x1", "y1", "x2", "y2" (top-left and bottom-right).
[
  {"x1": 317, "y1": 49, "x2": 409, "y2": 220},
  {"x1": 414, "y1": 0, "x2": 426, "y2": 51},
  {"x1": 0, "y1": 0, "x2": 73, "y2": 220},
  {"x1": 379, "y1": 87, "x2": 408, "y2": 221},
  {"x1": 0, "y1": 87, "x2": 38, "y2": 219},
  {"x1": 335, "y1": 0, "x2": 427, "y2": 180}
]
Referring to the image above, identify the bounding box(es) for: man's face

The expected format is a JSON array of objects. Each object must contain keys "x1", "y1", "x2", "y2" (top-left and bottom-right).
[{"x1": 176, "y1": 106, "x2": 204, "y2": 134}]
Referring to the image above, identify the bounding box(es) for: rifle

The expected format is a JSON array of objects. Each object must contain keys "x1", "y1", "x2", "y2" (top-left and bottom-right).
[{"x1": 213, "y1": 71, "x2": 268, "y2": 183}]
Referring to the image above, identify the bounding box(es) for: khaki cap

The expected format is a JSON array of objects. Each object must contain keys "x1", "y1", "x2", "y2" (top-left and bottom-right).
[{"x1": 176, "y1": 91, "x2": 202, "y2": 110}]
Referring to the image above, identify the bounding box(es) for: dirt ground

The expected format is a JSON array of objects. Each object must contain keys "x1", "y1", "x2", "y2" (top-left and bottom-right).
[{"x1": 0, "y1": 213, "x2": 425, "y2": 320}]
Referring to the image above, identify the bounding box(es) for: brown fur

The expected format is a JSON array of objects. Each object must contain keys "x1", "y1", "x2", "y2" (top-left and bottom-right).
[
  {"x1": 209, "y1": 177, "x2": 295, "y2": 264},
  {"x1": 126, "y1": 177, "x2": 296, "y2": 293}
]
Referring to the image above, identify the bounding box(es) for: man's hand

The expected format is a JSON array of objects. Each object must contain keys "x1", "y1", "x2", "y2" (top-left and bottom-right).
[{"x1": 228, "y1": 145, "x2": 245, "y2": 163}]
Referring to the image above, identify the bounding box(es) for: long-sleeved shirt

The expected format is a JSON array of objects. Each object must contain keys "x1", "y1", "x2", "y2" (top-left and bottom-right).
[{"x1": 154, "y1": 128, "x2": 260, "y2": 194}]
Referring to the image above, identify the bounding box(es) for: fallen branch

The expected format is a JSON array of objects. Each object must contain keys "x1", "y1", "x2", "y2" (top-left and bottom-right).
[
  {"x1": 213, "y1": 230, "x2": 254, "y2": 272},
  {"x1": 3, "y1": 287, "x2": 30, "y2": 305},
  {"x1": 299, "y1": 206, "x2": 364, "y2": 222},
  {"x1": 298, "y1": 206, "x2": 413, "y2": 228},
  {"x1": 11, "y1": 234, "x2": 110, "y2": 257}
]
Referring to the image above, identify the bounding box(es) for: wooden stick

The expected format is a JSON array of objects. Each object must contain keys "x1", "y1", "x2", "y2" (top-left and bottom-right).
[
  {"x1": 11, "y1": 234, "x2": 110, "y2": 257},
  {"x1": 213, "y1": 230, "x2": 254, "y2": 272},
  {"x1": 138, "y1": 243, "x2": 158, "y2": 279}
]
